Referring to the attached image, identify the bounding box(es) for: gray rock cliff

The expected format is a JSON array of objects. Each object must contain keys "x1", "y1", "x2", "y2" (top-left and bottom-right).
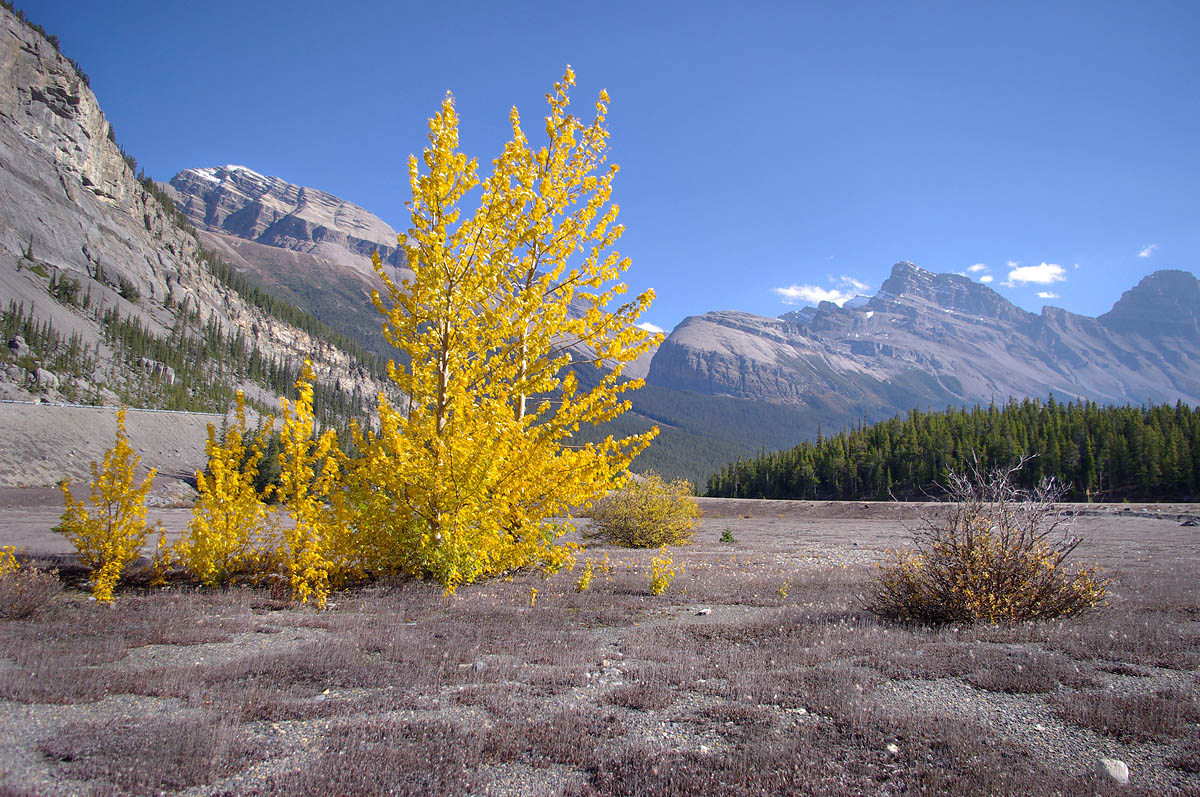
[
  {"x1": 165, "y1": 165, "x2": 408, "y2": 278},
  {"x1": 0, "y1": 6, "x2": 384, "y2": 408}
]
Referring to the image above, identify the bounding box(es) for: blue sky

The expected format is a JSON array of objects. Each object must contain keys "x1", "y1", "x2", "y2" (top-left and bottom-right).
[{"x1": 20, "y1": 0, "x2": 1199, "y2": 334}]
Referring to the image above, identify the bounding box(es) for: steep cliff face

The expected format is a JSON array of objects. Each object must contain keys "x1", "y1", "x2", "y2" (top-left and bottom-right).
[
  {"x1": 0, "y1": 6, "x2": 383, "y2": 410},
  {"x1": 648, "y1": 262, "x2": 1200, "y2": 415}
]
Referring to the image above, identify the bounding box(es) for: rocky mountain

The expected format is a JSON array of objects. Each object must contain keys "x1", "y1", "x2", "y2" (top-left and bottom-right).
[
  {"x1": 0, "y1": 6, "x2": 383, "y2": 431},
  {"x1": 648, "y1": 262, "x2": 1200, "y2": 418},
  {"x1": 165, "y1": 165, "x2": 405, "y2": 276},
  {"x1": 162, "y1": 166, "x2": 411, "y2": 356}
]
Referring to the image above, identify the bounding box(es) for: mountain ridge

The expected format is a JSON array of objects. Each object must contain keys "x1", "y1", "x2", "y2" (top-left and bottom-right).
[{"x1": 647, "y1": 262, "x2": 1200, "y2": 419}]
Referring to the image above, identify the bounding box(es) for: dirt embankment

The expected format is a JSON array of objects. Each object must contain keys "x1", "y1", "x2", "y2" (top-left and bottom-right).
[{"x1": 0, "y1": 402, "x2": 228, "y2": 492}]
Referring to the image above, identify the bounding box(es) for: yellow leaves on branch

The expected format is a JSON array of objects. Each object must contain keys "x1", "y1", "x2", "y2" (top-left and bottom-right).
[
  {"x1": 360, "y1": 67, "x2": 660, "y2": 593},
  {"x1": 177, "y1": 391, "x2": 273, "y2": 588},
  {"x1": 276, "y1": 361, "x2": 351, "y2": 609},
  {"x1": 57, "y1": 408, "x2": 157, "y2": 604}
]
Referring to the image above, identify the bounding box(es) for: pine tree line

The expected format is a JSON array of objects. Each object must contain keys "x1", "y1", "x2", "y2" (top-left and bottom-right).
[
  {"x1": 1, "y1": 300, "x2": 98, "y2": 383},
  {"x1": 706, "y1": 397, "x2": 1200, "y2": 502},
  {"x1": 99, "y1": 304, "x2": 371, "y2": 429}
]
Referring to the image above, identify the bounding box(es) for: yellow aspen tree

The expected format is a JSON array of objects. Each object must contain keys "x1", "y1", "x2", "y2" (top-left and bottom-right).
[
  {"x1": 275, "y1": 361, "x2": 352, "y2": 607},
  {"x1": 178, "y1": 391, "x2": 272, "y2": 587},
  {"x1": 353, "y1": 68, "x2": 658, "y2": 593},
  {"x1": 58, "y1": 408, "x2": 156, "y2": 603}
]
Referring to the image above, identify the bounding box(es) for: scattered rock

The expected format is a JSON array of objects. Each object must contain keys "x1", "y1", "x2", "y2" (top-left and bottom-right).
[
  {"x1": 886, "y1": 743, "x2": 900, "y2": 756},
  {"x1": 1182, "y1": 519, "x2": 1198, "y2": 527},
  {"x1": 33, "y1": 368, "x2": 58, "y2": 390},
  {"x1": 1095, "y1": 757, "x2": 1129, "y2": 786},
  {"x1": 7, "y1": 335, "x2": 29, "y2": 358},
  {"x1": 696, "y1": 608, "x2": 712, "y2": 616}
]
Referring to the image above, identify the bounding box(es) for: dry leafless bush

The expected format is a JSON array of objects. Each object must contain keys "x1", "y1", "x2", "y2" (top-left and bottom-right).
[
  {"x1": 869, "y1": 458, "x2": 1109, "y2": 624},
  {"x1": 0, "y1": 563, "x2": 61, "y2": 619},
  {"x1": 38, "y1": 715, "x2": 260, "y2": 795}
]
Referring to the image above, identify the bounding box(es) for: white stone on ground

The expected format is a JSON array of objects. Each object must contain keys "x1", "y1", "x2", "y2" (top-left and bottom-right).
[{"x1": 1095, "y1": 757, "x2": 1129, "y2": 786}]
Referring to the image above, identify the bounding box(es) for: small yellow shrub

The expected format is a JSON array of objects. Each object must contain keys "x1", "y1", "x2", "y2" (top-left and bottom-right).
[
  {"x1": 648, "y1": 546, "x2": 681, "y2": 595},
  {"x1": 574, "y1": 559, "x2": 595, "y2": 592},
  {"x1": 178, "y1": 392, "x2": 274, "y2": 587},
  {"x1": 587, "y1": 472, "x2": 699, "y2": 548},
  {"x1": 57, "y1": 408, "x2": 157, "y2": 604},
  {"x1": 274, "y1": 362, "x2": 346, "y2": 608},
  {"x1": 868, "y1": 460, "x2": 1108, "y2": 624},
  {"x1": 0, "y1": 546, "x2": 17, "y2": 576}
]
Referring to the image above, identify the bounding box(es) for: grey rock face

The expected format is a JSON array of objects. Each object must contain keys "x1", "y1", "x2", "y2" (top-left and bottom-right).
[
  {"x1": 0, "y1": 6, "x2": 384, "y2": 407},
  {"x1": 1100, "y1": 269, "x2": 1200, "y2": 338},
  {"x1": 166, "y1": 166, "x2": 407, "y2": 278},
  {"x1": 33, "y1": 367, "x2": 57, "y2": 390},
  {"x1": 648, "y1": 262, "x2": 1200, "y2": 416}
]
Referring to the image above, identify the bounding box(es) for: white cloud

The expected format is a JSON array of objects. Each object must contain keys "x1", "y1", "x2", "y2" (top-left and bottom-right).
[
  {"x1": 967, "y1": 263, "x2": 989, "y2": 273},
  {"x1": 1137, "y1": 243, "x2": 1157, "y2": 258},
  {"x1": 1003, "y1": 262, "x2": 1067, "y2": 287},
  {"x1": 774, "y1": 274, "x2": 870, "y2": 307},
  {"x1": 635, "y1": 322, "x2": 665, "y2": 334},
  {"x1": 1006, "y1": 260, "x2": 1020, "y2": 268},
  {"x1": 773, "y1": 285, "x2": 857, "y2": 306},
  {"x1": 980, "y1": 275, "x2": 994, "y2": 284},
  {"x1": 1037, "y1": 291, "x2": 1059, "y2": 299}
]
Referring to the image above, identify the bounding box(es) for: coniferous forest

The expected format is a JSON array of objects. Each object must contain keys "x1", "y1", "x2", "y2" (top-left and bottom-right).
[{"x1": 706, "y1": 398, "x2": 1200, "y2": 502}]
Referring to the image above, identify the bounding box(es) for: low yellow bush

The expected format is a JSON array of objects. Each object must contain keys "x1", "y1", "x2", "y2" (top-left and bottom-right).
[
  {"x1": 58, "y1": 409, "x2": 157, "y2": 604},
  {"x1": 868, "y1": 460, "x2": 1108, "y2": 624},
  {"x1": 177, "y1": 392, "x2": 274, "y2": 588},
  {"x1": 587, "y1": 472, "x2": 699, "y2": 548},
  {"x1": 647, "y1": 546, "x2": 681, "y2": 595}
]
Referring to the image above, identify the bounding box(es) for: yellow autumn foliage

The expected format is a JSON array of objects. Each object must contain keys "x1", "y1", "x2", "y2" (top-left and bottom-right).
[
  {"x1": 648, "y1": 546, "x2": 681, "y2": 595},
  {"x1": 57, "y1": 408, "x2": 156, "y2": 603},
  {"x1": 351, "y1": 68, "x2": 658, "y2": 593},
  {"x1": 586, "y1": 471, "x2": 700, "y2": 548},
  {"x1": 274, "y1": 361, "x2": 354, "y2": 608},
  {"x1": 177, "y1": 391, "x2": 273, "y2": 588},
  {"x1": 49, "y1": 71, "x2": 659, "y2": 604},
  {"x1": 0, "y1": 546, "x2": 18, "y2": 576}
]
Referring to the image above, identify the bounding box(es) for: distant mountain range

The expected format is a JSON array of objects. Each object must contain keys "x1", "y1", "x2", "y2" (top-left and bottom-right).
[
  {"x1": 166, "y1": 165, "x2": 1200, "y2": 413},
  {"x1": 650, "y1": 262, "x2": 1200, "y2": 412}
]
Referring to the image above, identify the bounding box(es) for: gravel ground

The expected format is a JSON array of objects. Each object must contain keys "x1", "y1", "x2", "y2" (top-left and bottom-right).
[{"x1": 0, "y1": 496, "x2": 1196, "y2": 794}]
